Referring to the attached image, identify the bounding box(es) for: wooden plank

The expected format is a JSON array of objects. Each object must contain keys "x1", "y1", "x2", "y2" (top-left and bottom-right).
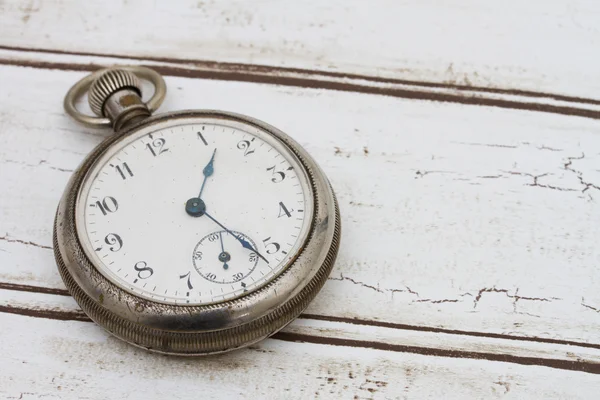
[
  {"x1": 3, "y1": 288, "x2": 600, "y2": 372},
  {"x1": 1, "y1": 47, "x2": 599, "y2": 122},
  {"x1": 0, "y1": 0, "x2": 600, "y2": 99},
  {"x1": 1, "y1": 63, "x2": 599, "y2": 348},
  {"x1": 1, "y1": 311, "x2": 599, "y2": 399}
]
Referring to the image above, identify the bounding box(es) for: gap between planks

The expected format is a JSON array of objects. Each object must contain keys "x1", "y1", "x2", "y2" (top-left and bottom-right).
[
  {"x1": 0, "y1": 45, "x2": 599, "y2": 120},
  {"x1": 2, "y1": 303, "x2": 599, "y2": 375},
  {"x1": 2, "y1": 282, "x2": 600, "y2": 375},
  {"x1": 2, "y1": 46, "x2": 600, "y2": 375},
  {"x1": 3, "y1": 281, "x2": 600, "y2": 351}
]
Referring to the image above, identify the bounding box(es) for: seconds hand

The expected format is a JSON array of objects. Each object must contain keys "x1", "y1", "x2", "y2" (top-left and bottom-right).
[{"x1": 218, "y1": 231, "x2": 231, "y2": 270}]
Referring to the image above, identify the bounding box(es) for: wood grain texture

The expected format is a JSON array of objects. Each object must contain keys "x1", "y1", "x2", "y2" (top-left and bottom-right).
[
  {"x1": 2, "y1": 64, "x2": 599, "y2": 346},
  {"x1": 0, "y1": 0, "x2": 599, "y2": 99},
  {"x1": 2, "y1": 312, "x2": 600, "y2": 400},
  {"x1": 1, "y1": 47, "x2": 599, "y2": 122},
  {"x1": 1, "y1": 3, "x2": 600, "y2": 395},
  {"x1": 3, "y1": 287, "x2": 600, "y2": 373}
]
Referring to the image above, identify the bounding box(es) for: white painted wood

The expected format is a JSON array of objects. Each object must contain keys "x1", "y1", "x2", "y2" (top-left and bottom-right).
[
  {"x1": 1, "y1": 63, "x2": 599, "y2": 349},
  {"x1": 4, "y1": 289, "x2": 600, "y2": 366},
  {"x1": 1, "y1": 5, "x2": 600, "y2": 391},
  {"x1": 1, "y1": 0, "x2": 599, "y2": 98},
  {"x1": 2, "y1": 47, "x2": 600, "y2": 117},
  {"x1": 1, "y1": 312, "x2": 599, "y2": 400}
]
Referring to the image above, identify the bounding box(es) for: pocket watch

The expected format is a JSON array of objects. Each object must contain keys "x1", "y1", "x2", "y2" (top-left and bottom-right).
[{"x1": 54, "y1": 66, "x2": 341, "y2": 355}]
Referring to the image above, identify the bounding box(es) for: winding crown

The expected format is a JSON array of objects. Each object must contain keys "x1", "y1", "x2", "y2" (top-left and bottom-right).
[{"x1": 88, "y1": 69, "x2": 142, "y2": 117}]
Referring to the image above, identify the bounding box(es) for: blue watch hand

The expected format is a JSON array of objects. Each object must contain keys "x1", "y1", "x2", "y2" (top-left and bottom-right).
[
  {"x1": 198, "y1": 148, "x2": 216, "y2": 198},
  {"x1": 204, "y1": 211, "x2": 269, "y2": 264}
]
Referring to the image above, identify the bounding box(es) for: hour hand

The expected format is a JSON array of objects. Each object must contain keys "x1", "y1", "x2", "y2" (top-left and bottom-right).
[
  {"x1": 198, "y1": 148, "x2": 216, "y2": 198},
  {"x1": 203, "y1": 149, "x2": 216, "y2": 177},
  {"x1": 186, "y1": 149, "x2": 216, "y2": 217}
]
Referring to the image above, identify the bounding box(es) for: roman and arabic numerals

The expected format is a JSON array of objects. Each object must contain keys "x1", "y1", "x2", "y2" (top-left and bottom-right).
[
  {"x1": 104, "y1": 233, "x2": 123, "y2": 252},
  {"x1": 232, "y1": 273, "x2": 244, "y2": 281},
  {"x1": 179, "y1": 272, "x2": 194, "y2": 289},
  {"x1": 277, "y1": 201, "x2": 293, "y2": 218},
  {"x1": 93, "y1": 196, "x2": 119, "y2": 216},
  {"x1": 266, "y1": 165, "x2": 286, "y2": 183},
  {"x1": 237, "y1": 139, "x2": 255, "y2": 156},
  {"x1": 134, "y1": 261, "x2": 153, "y2": 280},
  {"x1": 262, "y1": 237, "x2": 281, "y2": 254},
  {"x1": 146, "y1": 137, "x2": 168, "y2": 156},
  {"x1": 114, "y1": 162, "x2": 133, "y2": 180}
]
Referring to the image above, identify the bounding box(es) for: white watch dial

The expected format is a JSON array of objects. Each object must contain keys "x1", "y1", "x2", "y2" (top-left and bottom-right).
[{"x1": 76, "y1": 118, "x2": 313, "y2": 305}]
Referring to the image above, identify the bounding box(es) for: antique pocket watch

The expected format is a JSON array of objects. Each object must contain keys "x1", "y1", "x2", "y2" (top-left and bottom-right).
[{"x1": 54, "y1": 66, "x2": 340, "y2": 355}]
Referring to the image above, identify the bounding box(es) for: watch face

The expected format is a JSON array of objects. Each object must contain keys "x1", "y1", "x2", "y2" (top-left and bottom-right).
[{"x1": 76, "y1": 115, "x2": 314, "y2": 305}]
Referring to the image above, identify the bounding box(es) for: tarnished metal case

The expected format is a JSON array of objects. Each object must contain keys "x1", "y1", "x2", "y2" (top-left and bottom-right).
[{"x1": 53, "y1": 110, "x2": 341, "y2": 355}]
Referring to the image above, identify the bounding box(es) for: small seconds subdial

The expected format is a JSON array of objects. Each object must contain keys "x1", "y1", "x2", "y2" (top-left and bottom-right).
[{"x1": 193, "y1": 230, "x2": 259, "y2": 284}]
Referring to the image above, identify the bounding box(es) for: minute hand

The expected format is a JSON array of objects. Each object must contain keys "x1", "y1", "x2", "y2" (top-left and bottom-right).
[{"x1": 204, "y1": 211, "x2": 269, "y2": 264}]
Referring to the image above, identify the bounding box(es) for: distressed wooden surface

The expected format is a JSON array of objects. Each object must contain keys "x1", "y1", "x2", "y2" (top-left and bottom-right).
[
  {"x1": 1, "y1": 1, "x2": 600, "y2": 399},
  {"x1": 1, "y1": 0, "x2": 600, "y2": 99},
  {"x1": 4, "y1": 312, "x2": 600, "y2": 400}
]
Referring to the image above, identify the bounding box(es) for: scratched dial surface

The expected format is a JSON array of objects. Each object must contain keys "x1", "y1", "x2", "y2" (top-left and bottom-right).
[{"x1": 76, "y1": 117, "x2": 313, "y2": 305}]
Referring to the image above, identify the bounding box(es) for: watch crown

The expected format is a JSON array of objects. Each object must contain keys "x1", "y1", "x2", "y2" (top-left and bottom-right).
[{"x1": 88, "y1": 68, "x2": 142, "y2": 117}]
